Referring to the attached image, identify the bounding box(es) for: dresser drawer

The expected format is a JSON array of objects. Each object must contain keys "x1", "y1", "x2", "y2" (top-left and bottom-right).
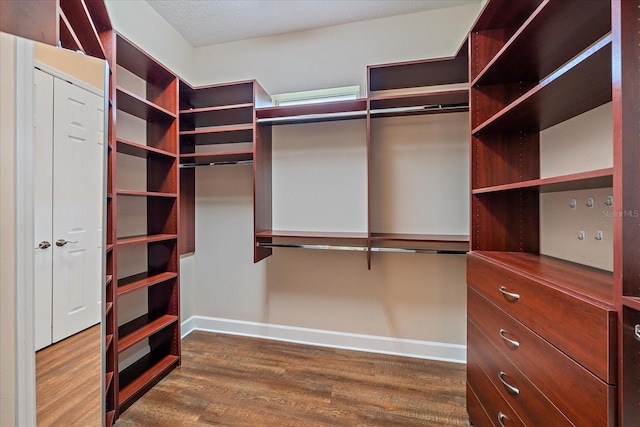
[
  {"x1": 468, "y1": 316, "x2": 573, "y2": 427},
  {"x1": 467, "y1": 252, "x2": 615, "y2": 383},
  {"x1": 468, "y1": 286, "x2": 616, "y2": 426},
  {"x1": 467, "y1": 382, "x2": 495, "y2": 427},
  {"x1": 467, "y1": 351, "x2": 524, "y2": 427}
]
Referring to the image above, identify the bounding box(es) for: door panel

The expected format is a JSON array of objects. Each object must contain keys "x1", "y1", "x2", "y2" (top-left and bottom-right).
[
  {"x1": 34, "y1": 69, "x2": 54, "y2": 351},
  {"x1": 52, "y1": 78, "x2": 103, "y2": 343}
]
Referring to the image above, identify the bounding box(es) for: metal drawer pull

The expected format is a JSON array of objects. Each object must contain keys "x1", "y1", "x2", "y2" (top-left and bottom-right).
[
  {"x1": 498, "y1": 371, "x2": 520, "y2": 395},
  {"x1": 498, "y1": 412, "x2": 508, "y2": 427},
  {"x1": 498, "y1": 286, "x2": 520, "y2": 300},
  {"x1": 635, "y1": 324, "x2": 640, "y2": 342},
  {"x1": 499, "y1": 329, "x2": 520, "y2": 348}
]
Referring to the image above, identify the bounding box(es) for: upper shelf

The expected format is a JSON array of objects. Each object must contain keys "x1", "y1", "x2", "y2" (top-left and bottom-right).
[
  {"x1": 116, "y1": 33, "x2": 175, "y2": 87},
  {"x1": 180, "y1": 125, "x2": 254, "y2": 145},
  {"x1": 256, "y1": 99, "x2": 367, "y2": 125},
  {"x1": 180, "y1": 149, "x2": 253, "y2": 166},
  {"x1": 472, "y1": 0, "x2": 611, "y2": 86},
  {"x1": 472, "y1": 168, "x2": 613, "y2": 194},
  {"x1": 369, "y1": 89, "x2": 469, "y2": 117},
  {"x1": 179, "y1": 80, "x2": 256, "y2": 109},
  {"x1": 117, "y1": 138, "x2": 176, "y2": 159},
  {"x1": 116, "y1": 87, "x2": 177, "y2": 121},
  {"x1": 180, "y1": 104, "x2": 254, "y2": 129},
  {"x1": 59, "y1": 0, "x2": 108, "y2": 59},
  {"x1": 472, "y1": 35, "x2": 611, "y2": 135},
  {"x1": 368, "y1": 40, "x2": 468, "y2": 92}
]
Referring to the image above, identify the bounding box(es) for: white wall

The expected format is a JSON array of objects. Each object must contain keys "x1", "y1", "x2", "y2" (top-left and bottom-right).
[
  {"x1": 191, "y1": 4, "x2": 481, "y2": 94},
  {"x1": 104, "y1": 0, "x2": 194, "y2": 81},
  {"x1": 0, "y1": 31, "x2": 17, "y2": 427}
]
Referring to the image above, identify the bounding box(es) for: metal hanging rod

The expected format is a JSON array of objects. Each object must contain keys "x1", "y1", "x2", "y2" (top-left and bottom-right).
[
  {"x1": 370, "y1": 103, "x2": 469, "y2": 116},
  {"x1": 180, "y1": 160, "x2": 253, "y2": 168},
  {"x1": 256, "y1": 242, "x2": 466, "y2": 255}
]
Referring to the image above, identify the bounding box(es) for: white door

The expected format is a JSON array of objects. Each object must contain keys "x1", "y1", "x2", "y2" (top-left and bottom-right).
[
  {"x1": 34, "y1": 69, "x2": 54, "y2": 351},
  {"x1": 33, "y1": 71, "x2": 104, "y2": 349},
  {"x1": 51, "y1": 77, "x2": 103, "y2": 343}
]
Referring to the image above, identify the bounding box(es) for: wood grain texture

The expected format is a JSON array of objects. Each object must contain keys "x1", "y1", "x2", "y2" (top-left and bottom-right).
[
  {"x1": 115, "y1": 331, "x2": 469, "y2": 426},
  {"x1": 36, "y1": 325, "x2": 102, "y2": 426}
]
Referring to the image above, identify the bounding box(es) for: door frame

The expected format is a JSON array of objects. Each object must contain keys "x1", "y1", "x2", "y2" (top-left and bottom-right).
[{"x1": 14, "y1": 38, "x2": 109, "y2": 426}]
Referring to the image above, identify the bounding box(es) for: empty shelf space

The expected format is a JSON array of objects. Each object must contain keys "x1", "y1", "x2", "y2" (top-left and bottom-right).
[
  {"x1": 472, "y1": 0, "x2": 611, "y2": 86},
  {"x1": 116, "y1": 86, "x2": 176, "y2": 121},
  {"x1": 472, "y1": 168, "x2": 613, "y2": 194},
  {"x1": 473, "y1": 35, "x2": 612, "y2": 135},
  {"x1": 105, "y1": 371, "x2": 113, "y2": 393},
  {"x1": 473, "y1": 251, "x2": 613, "y2": 306},
  {"x1": 117, "y1": 138, "x2": 176, "y2": 159},
  {"x1": 59, "y1": 0, "x2": 107, "y2": 59},
  {"x1": 256, "y1": 99, "x2": 367, "y2": 124},
  {"x1": 368, "y1": 41, "x2": 468, "y2": 91},
  {"x1": 117, "y1": 234, "x2": 178, "y2": 246},
  {"x1": 623, "y1": 297, "x2": 640, "y2": 313},
  {"x1": 118, "y1": 354, "x2": 179, "y2": 410},
  {"x1": 180, "y1": 150, "x2": 253, "y2": 166},
  {"x1": 116, "y1": 189, "x2": 178, "y2": 198},
  {"x1": 369, "y1": 89, "x2": 469, "y2": 116},
  {"x1": 117, "y1": 271, "x2": 178, "y2": 296},
  {"x1": 180, "y1": 124, "x2": 254, "y2": 145},
  {"x1": 180, "y1": 103, "x2": 254, "y2": 128},
  {"x1": 118, "y1": 314, "x2": 178, "y2": 353},
  {"x1": 116, "y1": 34, "x2": 175, "y2": 89}
]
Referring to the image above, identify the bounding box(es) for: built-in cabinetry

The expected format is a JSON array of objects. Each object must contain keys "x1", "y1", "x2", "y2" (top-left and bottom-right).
[
  {"x1": 466, "y1": 0, "x2": 638, "y2": 425},
  {"x1": 112, "y1": 33, "x2": 181, "y2": 419}
]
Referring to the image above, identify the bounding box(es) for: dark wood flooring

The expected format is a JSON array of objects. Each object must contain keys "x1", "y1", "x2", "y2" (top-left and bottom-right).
[{"x1": 116, "y1": 331, "x2": 469, "y2": 426}]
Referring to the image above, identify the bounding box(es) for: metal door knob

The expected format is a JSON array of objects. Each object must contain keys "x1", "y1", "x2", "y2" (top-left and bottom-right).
[
  {"x1": 56, "y1": 239, "x2": 78, "y2": 247},
  {"x1": 35, "y1": 241, "x2": 51, "y2": 249}
]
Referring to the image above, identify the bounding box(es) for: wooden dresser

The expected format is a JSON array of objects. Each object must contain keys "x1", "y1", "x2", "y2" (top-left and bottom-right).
[{"x1": 466, "y1": 0, "x2": 640, "y2": 425}]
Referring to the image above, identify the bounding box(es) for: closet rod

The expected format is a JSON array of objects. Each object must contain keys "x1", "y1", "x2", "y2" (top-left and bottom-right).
[
  {"x1": 179, "y1": 160, "x2": 253, "y2": 168},
  {"x1": 370, "y1": 103, "x2": 469, "y2": 115},
  {"x1": 256, "y1": 242, "x2": 466, "y2": 255}
]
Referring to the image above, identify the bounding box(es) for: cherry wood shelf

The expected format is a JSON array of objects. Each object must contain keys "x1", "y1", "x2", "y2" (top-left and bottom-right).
[
  {"x1": 180, "y1": 80, "x2": 256, "y2": 109},
  {"x1": 118, "y1": 314, "x2": 178, "y2": 353},
  {"x1": 180, "y1": 150, "x2": 253, "y2": 166},
  {"x1": 106, "y1": 411, "x2": 115, "y2": 427},
  {"x1": 117, "y1": 138, "x2": 176, "y2": 159},
  {"x1": 58, "y1": 10, "x2": 85, "y2": 53},
  {"x1": 370, "y1": 233, "x2": 470, "y2": 244},
  {"x1": 472, "y1": 35, "x2": 612, "y2": 135},
  {"x1": 105, "y1": 334, "x2": 113, "y2": 352},
  {"x1": 256, "y1": 99, "x2": 367, "y2": 125},
  {"x1": 105, "y1": 371, "x2": 113, "y2": 393},
  {"x1": 116, "y1": 34, "x2": 176, "y2": 91},
  {"x1": 472, "y1": 0, "x2": 611, "y2": 86},
  {"x1": 368, "y1": 39, "x2": 468, "y2": 91},
  {"x1": 623, "y1": 297, "x2": 640, "y2": 313},
  {"x1": 116, "y1": 234, "x2": 178, "y2": 246},
  {"x1": 472, "y1": 168, "x2": 613, "y2": 194},
  {"x1": 106, "y1": 302, "x2": 113, "y2": 316},
  {"x1": 105, "y1": 274, "x2": 113, "y2": 286},
  {"x1": 59, "y1": 0, "x2": 108, "y2": 59},
  {"x1": 369, "y1": 89, "x2": 469, "y2": 116},
  {"x1": 117, "y1": 271, "x2": 178, "y2": 296},
  {"x1": 473, "y1": 251, "x2": 613, "y2": 307},
  {"x1": 116, "y1": 189, "x2": 178, "y2": 198},
  {"x1": 116, "y1": 86, "x2": 176, "y2": 121},
  {"x1": 118, "y1": 354, "x2": 179, "y2": 409},
  {"x1": 106, "y1": 243, "x2": 114, "y2": 253},
  {"x1": 180, "y1": 124, "x2": 254, "y2": 145},
  {"x1": 180, "y1": 103, "x2": 253, "y2": 129},
  {"x1": 257, "y1": 230, "x2": 369, "y2": 240}
]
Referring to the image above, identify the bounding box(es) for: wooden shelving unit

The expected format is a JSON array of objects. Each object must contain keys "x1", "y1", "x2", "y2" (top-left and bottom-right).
[
  {"x1": 113, "y1": 33, "x2": 180, "y2": 416},
  {"x1": 178, "y1": 79, "x2": 271, "y2": 255},
  {"x1": 465, "y1": 1, "x2": 634, "y2": 425}
]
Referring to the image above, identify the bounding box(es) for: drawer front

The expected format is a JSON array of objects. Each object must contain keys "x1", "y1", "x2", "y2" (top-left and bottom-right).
[
  {"x1": 468, "y1": 287, "x2": 616, "y2": 426},
  {"x1": 467, "y1": 351, "x2": 524, "y2": 427},
  {"x1": 467, "y1": 382, "x2": 495, "y2": 427},
  {"x1": 467, "y1": 253, "x2": 615, "y2": 383},
  {"x1": 468, "y1": 317, "x2": 574, "y2": 427}
]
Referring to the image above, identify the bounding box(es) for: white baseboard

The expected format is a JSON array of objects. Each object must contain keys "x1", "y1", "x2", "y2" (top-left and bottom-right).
[{"x1": 181, "y1": 315, "x2": 466, "y2": 364}]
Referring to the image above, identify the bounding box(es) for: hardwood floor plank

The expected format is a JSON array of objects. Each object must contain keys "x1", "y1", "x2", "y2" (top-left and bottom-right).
[{"x1": 116, "y1": 331, "x2": 469, "y2": 426}]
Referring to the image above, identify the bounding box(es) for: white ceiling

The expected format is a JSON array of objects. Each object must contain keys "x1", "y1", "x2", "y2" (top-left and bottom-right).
[{"x1": 145, "y1": 0, "x2": 480, "y2": 47}]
